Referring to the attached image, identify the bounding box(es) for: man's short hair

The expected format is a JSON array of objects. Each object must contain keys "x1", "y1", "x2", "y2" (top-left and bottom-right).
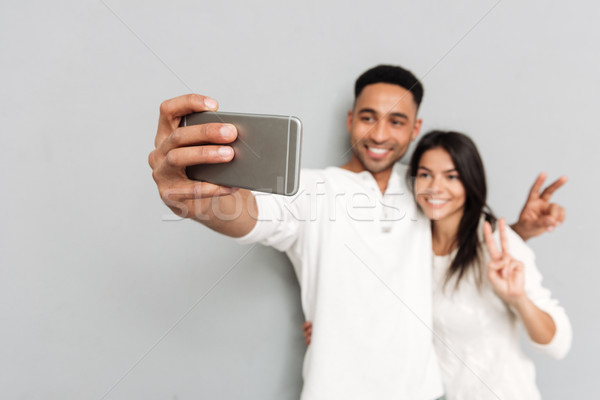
[{"x1": 354, "y1": 65, "x2": 424, "y2": 108}]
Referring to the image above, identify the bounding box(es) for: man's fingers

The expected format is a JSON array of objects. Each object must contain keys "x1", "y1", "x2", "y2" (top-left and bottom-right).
[
  {"x1": 542, "y1": 218, "x2": 558, "y2": 232},
  {"x1": 555, "y1": 204, "x2": 566, "y2": 224},
  {"x1": 483, "y1": 221, "x2": 501, "y2": 260},
  {"x1": 156, "y1": 94, "x2": 219, "y2": 147},
  {"x1": 547, "y1": 203, "x2": 565, "y2": 224},
  {"x1": 159, "y1": 123, "x2": 237, "y2": 155},
  {"x1": 160, "y1": 94, "x2": 219, "y2": 118},
  {"x1": 527, "y1": 172, "x2": 547, "y2": 201},
  {"x1": 164, "y1": 145, "x2": 235, "y2": 169},
  {"x1": 540, "y1": 204, "x2": 566, "y2": 232},
  {"x1": 540, "y1": 175, "x2": 568, "y2": 201}
]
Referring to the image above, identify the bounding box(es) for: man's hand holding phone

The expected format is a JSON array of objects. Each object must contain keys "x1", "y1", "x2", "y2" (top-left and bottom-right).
[{"x1": 148, "y1": 94, "x2": 257, "y2": 237}]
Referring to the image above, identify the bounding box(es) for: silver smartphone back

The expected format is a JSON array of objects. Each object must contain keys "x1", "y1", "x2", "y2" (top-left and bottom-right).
[{"x1": 182, "y1": 111, "x2": 302, "y2": 196}]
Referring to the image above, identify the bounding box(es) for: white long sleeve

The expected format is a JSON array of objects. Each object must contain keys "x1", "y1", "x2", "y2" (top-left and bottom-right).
[{"x1": 431, "y1": 220, "x2": 571, "y2": 400}]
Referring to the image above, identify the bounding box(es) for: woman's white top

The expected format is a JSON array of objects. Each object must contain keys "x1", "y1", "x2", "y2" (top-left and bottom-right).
[{"x1": 431, "y1": 222, "x2": 571, "y2": 400}]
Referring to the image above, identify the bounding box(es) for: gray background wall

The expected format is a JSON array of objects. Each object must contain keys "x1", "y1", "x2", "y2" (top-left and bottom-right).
[{"x1": 1, "y1": 1, "x2": 597, "y2": 399}]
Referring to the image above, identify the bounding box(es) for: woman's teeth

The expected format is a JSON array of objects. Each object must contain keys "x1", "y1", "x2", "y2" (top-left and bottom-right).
[{"x1": 427, "y1": 199, "x2": 448, "y2": 205}]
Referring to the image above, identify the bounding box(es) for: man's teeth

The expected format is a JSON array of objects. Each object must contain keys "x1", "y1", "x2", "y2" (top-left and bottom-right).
[
  {"x1": 427, "y1": 199, "x2": 448, "y2": 205},
  {"x1": 368, "y1": 147, "x2": 388, "y2": 154}
]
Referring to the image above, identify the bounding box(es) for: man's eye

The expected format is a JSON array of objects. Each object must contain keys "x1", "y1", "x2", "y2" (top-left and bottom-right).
[
  {"x1": 391, "y1": 120, "x2": 405, "y2": 126},
  {"x1": 361, "y1": 116, "x2": 374, "y2": 122}
]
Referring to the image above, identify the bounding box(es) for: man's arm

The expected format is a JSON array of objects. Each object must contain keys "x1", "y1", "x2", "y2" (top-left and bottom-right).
[
  {"x1": 511, "y1": 173, "x2": 567, "y2": 241},
  {"x1": 148, "y1": 94, "x2": 258, "y2": 238}
]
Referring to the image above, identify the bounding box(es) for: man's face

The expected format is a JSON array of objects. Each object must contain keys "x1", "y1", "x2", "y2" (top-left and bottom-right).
[{"x1": 346, "y1": 83, "x2": 421, "y2": 174}]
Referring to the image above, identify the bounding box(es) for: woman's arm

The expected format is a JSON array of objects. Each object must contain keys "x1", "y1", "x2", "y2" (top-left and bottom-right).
[
  {"x1": 511, "y1": 296, "x2": 556, "y2": 345},
  {"x1": 484, "y1": 219, "x2": 563, "y2": 348}
]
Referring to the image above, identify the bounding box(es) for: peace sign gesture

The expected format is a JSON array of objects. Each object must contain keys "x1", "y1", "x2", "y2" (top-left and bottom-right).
[
  {"x1": 512, "y1": 173, "x2": 567, "y2": 241},
  {"x1": 484, "y1": 218, "x2": 526, "y2": 307}
]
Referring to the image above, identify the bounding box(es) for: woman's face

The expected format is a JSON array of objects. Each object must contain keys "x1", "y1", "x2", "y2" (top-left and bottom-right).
[{"x1": 414, "y1": 147, "x2": 466, "y2": 224}]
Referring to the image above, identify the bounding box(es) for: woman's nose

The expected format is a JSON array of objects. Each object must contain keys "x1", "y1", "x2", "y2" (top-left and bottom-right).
[{"x1": 428, "y1": 175, "x2": 443, "y2": 192}]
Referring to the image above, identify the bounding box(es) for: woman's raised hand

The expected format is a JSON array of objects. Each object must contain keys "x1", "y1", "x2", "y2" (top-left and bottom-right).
[{"x1": 484, "y1": 218, "x2": 526, "y2": 307}]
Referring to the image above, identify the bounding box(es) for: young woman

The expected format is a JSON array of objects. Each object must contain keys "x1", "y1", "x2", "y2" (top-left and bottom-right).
[
  {"x1": 303, "y1": 131, "x2": 571, "y2": 400},
  {"x1": 410, "y1": 130, "x2": 571, "y2": 399}
]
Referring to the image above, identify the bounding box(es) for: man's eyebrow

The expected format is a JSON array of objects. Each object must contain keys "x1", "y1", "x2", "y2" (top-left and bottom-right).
[
  {"x1": 389, "y1": 112, "x2": 409, "y2": 119},
  {"x1": 358, "y1": 108, "x2": 409, "y2": 120},
  {"x1": 357, "y1": 108, "x2": 377, "y2": 114}
]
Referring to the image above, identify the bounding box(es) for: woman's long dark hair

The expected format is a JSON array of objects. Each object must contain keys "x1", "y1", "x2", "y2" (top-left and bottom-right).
[{"x1": 408, "y1": 130, "x2": 496, "y2": 289}]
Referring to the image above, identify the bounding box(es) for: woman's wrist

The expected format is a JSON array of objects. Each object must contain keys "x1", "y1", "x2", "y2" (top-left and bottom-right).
[{"x1": 509, "y1": 294, "x2": 531, "y2": 313}]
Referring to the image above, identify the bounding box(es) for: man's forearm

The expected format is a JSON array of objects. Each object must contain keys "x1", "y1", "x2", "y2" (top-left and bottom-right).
[
  {"x1": 510, "y1": 222, "x2": 531, "y2": 242},
  {"x1": 192, "y1": 189, "x2": 258, "y2": 238}
]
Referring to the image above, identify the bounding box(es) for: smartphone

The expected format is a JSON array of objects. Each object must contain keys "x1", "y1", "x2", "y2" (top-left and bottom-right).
[{"x1": 181, "y1": 111, "x2": 302, "y2": 196}]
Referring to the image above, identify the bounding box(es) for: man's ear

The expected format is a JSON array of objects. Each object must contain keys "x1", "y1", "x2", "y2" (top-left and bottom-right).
[
  {"x1": 346, "y1": 109, "x2": 354, "y2": 133},
  {"x1": 412, "y1": 118, "x2": 422, "y2": 141}
]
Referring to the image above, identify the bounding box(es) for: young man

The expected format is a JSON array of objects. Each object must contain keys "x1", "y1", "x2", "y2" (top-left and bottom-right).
[{"x1": 149, "y1": 65, "x2": 565, "y2": 399}]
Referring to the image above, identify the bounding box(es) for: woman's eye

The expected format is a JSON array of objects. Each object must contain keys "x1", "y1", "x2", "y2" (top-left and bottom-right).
[{"x1": 448, "y1": 175, "x2": 460, "y2": 180}]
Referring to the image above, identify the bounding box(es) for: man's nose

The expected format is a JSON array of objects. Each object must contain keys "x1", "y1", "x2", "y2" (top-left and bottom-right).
[{"x1": 368, "y1": 121, "x2": 389, "y2": 143}]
